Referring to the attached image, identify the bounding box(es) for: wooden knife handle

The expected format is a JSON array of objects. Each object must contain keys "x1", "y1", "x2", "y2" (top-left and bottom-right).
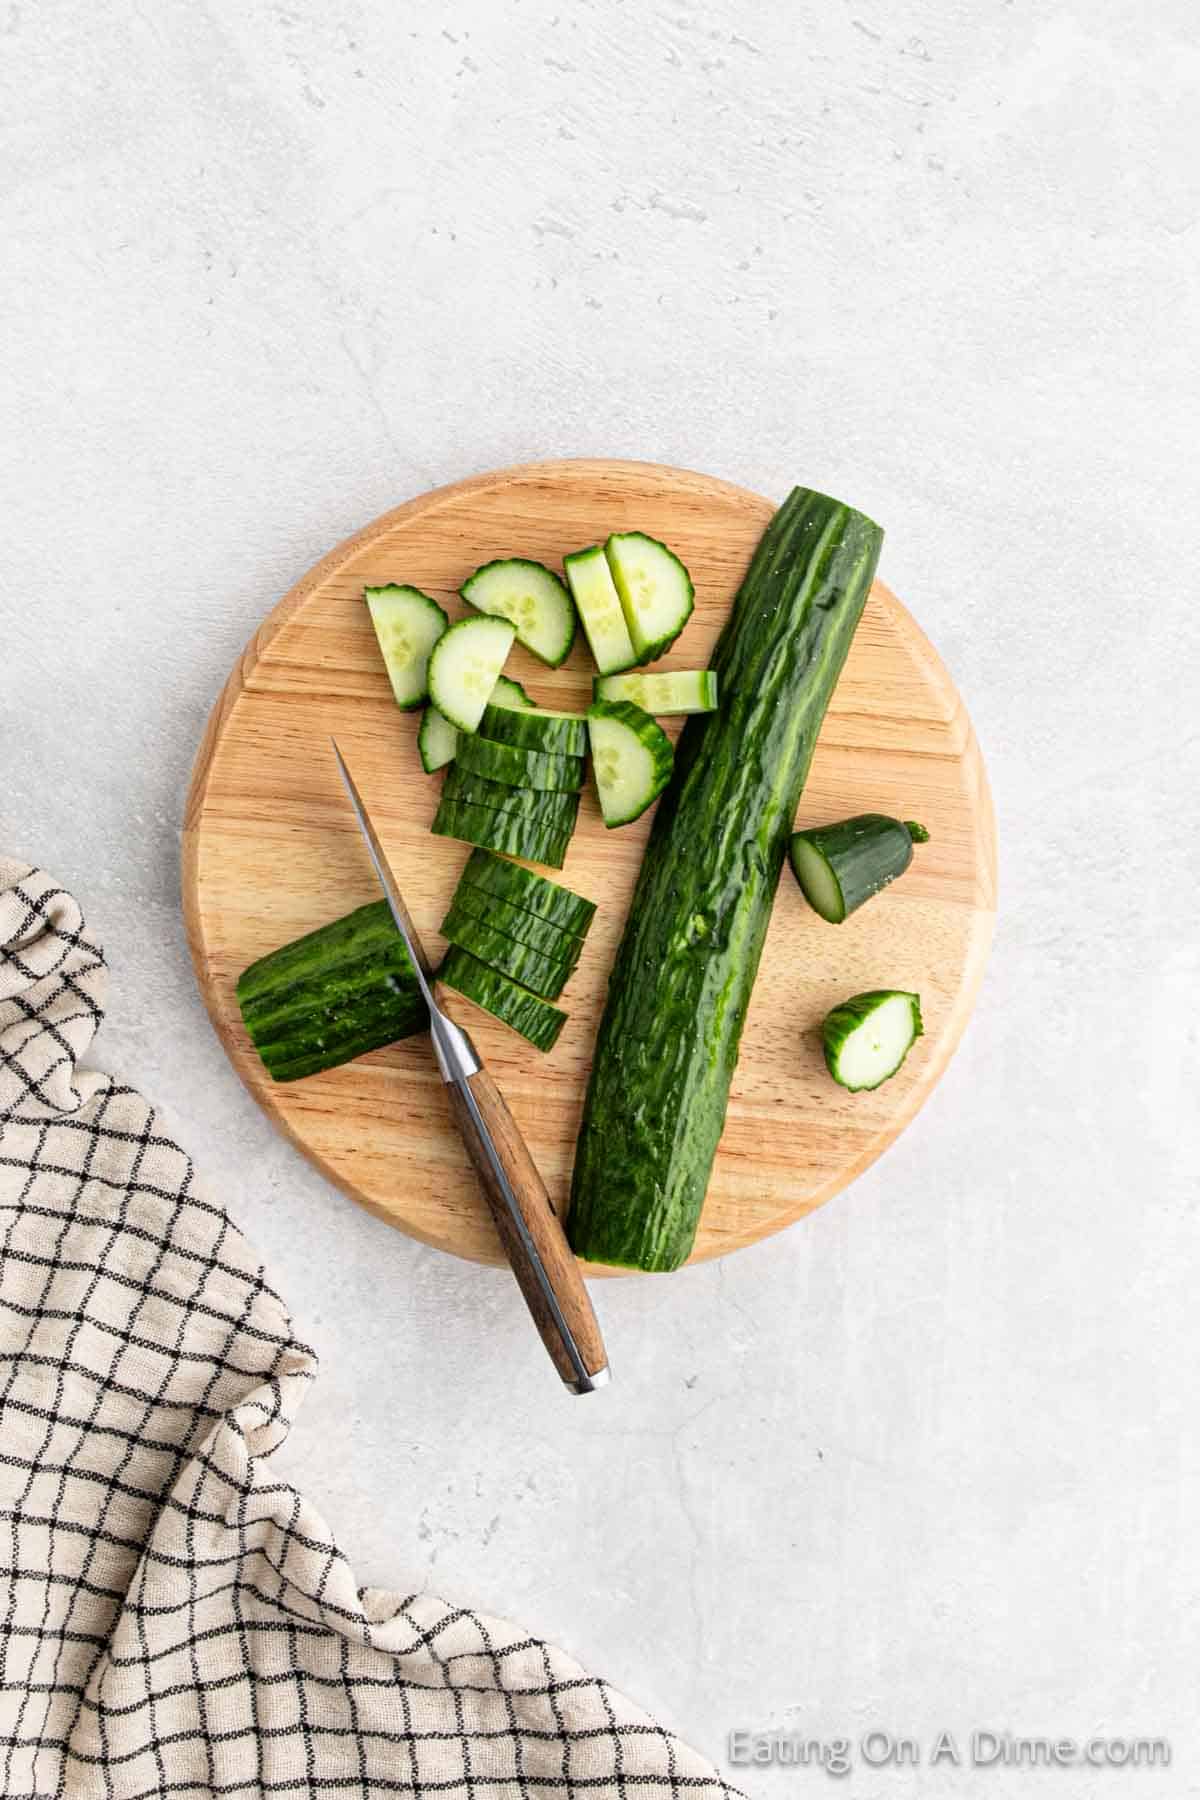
[{"x1": 444, "y1": 1064, "x2": 609, "y2": 1392}]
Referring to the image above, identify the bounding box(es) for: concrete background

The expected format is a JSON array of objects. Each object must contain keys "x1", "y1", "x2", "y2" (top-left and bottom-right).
[{"x1": 3, "y1": 2, "x2": 1198, "y2": 1793}]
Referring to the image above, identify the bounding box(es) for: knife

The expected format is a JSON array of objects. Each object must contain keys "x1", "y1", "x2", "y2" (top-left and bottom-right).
[{"x1": 330, "y1": 739, "x2": 610, "y2": 1394}]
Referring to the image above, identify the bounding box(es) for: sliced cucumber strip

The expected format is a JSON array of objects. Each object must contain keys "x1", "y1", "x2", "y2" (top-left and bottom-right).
[
  {"x1": 364, "y1": 585, "x2": 448, "y2": 710},
  {"x1": 822, "y1": 990, "x2": 923, "y2": 1092},
  {"x1": 593, "y1": 669, "x2": 718, "y2": 715},
  {"x1": 563, "y1": 544, "x2": 638, "y2": 674},
  {"x1": 479, "y1": 701, "x2": 588, "y2": 758},
  {"x1": 417, "y1": 674, "x2": 532, "y2": 775},
  {"x1": 427, "y1": 616, "x2": 516, "y2": 733},
  {"x1": 603, "y1": 532, "x2": 694, "y2": 665},
  {"x1": 586, "y1": 699, "x2": 674, "y2": 829},
  {"x1": 461, "y1": 558, "x2": 576, "y2": 667},
  {"x1": 441, "y1": 902, "x2": 572, "y2": 1000},
  {"x1": 442, "y1": 765, "x2": 580, "y2": 832},
  {"x1": 447, "y1": 881, "x2": 584, "y2": 967},
  {"x1": 789, "y1": 815, "x2": 928, "y2": 923},
  {"x1": 431, "y1": 797, "x2": 571, "y2": 868},
  {"x1": 439, "y1": 945, "x2": 567, "y2": 1052},
  {"x1": 460, "y1": 848, "x2": 596, "y2": 936},
  {"x1": 455, "y1": 733, "x2": 585, "y2": 795}
]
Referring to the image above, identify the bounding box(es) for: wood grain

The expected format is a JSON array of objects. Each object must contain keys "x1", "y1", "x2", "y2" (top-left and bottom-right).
[{"x1": 183, "y1": 459, "x2": 997, "y2": 1274}]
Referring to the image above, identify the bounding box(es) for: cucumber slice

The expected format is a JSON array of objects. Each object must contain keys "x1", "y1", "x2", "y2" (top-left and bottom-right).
[
  {"x1": 603, "y1": 532, "x2": 695, "y2": 665},
  {"x1": 447, "y1": 881, "x2": 584, "y2": 966},
  {"x1": 427, "y1": 616, "x2": 516, "y2": 732},
  {"x1": 822, "y1": 990, "x2": 923, "y2": 1092},
  {"x1": 455, "y1": 734, "x2": 586, "y2": 795},
  {"x1": 417, "y1": 675, "x2": 532, "y2": 775},
  {"x1": 479, "y1": 701, "x2": 588, "y2": 758},
  {"x1": 461, "y1": 558, "x2": 576, "y2": 667},
  {"x1": 563, "y1": 544, "x2": 638, "y2": 675},
  {"x1": 459, "y1": 848, "x2": 596, "y2": 936},
  {"x1": 440, "y1": 902, "x2": 573, "y2": 999},
  {"x1": 586, "y1": 699, "x2": 674, "y2": 829},
  {"x1": 442, "y1": 765, "x2": 580, "y2": 832},
  {"x1": 592, "y1": 669, "x2": 718, "y2": 715},
  {"x1": 364, "y1": 586, "x2": 449, "y2": 710},
  {"x1": 439, "y1": 945, "x2": 567, "y2": 1052},
  {"x1": 789, "y1": 814, "x2": 928, "y2": 923},
  {"x1": 431, "y1": 798, "x2": 572, "y2": 868}
]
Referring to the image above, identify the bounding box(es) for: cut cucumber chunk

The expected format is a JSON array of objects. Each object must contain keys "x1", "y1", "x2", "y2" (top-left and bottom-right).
[
  {"x1": 593, "y1": 669, "x2": 718, "y2": 715},
  {"x1": 432, "y1": 797, "x2": 572, "y2": 867},
  {"x1": 447, "y1": 881, "x2": 584, "y2": 967},
  {"x1": 364, "y1": 585, "x2": 449, "y2": 710},
  {"x1": 822, "y1": 990, "x2": 923, "y2": 1092},
  {"x1": 789, "y1": 814, "x2": 928, "y2": 924},
  {"x1": 459, "y1": 848, "x2": 596, "y2": 936},
  {"x1": 479, "y1": 701, "x2": 588, "y2": 758},
  {"x1": 461, "y1": 558, "x2": 576, "y2": 667},
  {"x1": 439, "y1": 945, "x2": 567, "y2": 1052},
  {"x1": 442, "y1": 765, "x2": 581, "y2": 832},
  {"x1": 586, "y1": 699, "x2": 674, "y2": 828},
  {"x1": 563, "y1": 544, "x2": 638, "y2": 674},
  {"x1": 427, "y1": 616, "x2": 516, "y2": 732},
  {"x1": 441, "y1": 902, "x2": 573, "y2": 1000},
  {"x1": 417, "y1": 674, "x2": 532, "y2": 775},
  {"x1": 455, "y1": 733, "x2": 585, "y2": 794},
  {"x1": 237, "y1": 900, "x2": 426, "y2": 1082},
  {"x1": 604, "y1": 532, "x2": 694, "y2": 665}
]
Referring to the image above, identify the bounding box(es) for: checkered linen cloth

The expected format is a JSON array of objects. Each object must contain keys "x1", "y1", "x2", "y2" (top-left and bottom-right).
[{"x1": 0, "y1": 859, "x2": 741, "y2": 1800}]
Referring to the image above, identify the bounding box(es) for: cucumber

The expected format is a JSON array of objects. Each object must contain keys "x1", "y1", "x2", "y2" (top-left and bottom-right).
[
  {"x1": 461, "y1": 558, "x2": 576, "y2": 667},
  {"x1": 459, "y1": 848, "x2": 596, "y2": 937},
  {"x1": 417, "y1": 674, "x2": 533, "y2": 775},
  {"x1": 822, "y1": 990, "x2": 923, "y2": 1091},
  {"x1": 455, "y1": 733, "x2": 586, "y2": 795},
  {"x1": 478, "y1": 701, "x2": 588, "y2": 758},
  {"x1": 569, "y1": 485, "x2": 883, "y2": 1271},
  {"x1": 563, "y1": 544, "x2": 638, "y2": 675},
  {"x1": 604, "y1": 532, "x2": 694, "y2": 665},
  {"x1": 364, "y1": 586, "x2": 448, "y2": 710},
  {"x1": 440, "y1": 902, "x2": 573, "y2": 1000},
  {"x1": 236, "y1": 900, "x2": 426, "y2": 1082},
  {"x1": 441, "y1": 765, "x2": 581, "y2": 832},
  {"x1": 789, "y1": 814, "x2": 929, "y2": 923},
  {"x1": 593, "y1": 669, "x2": 718, "y2": 715},
  {"x1": 427, "y1": 616, "x2": 516, "y2": 732},
  {"x1": 446, "y1": 880, "x2": 584, "y2": 966},
  {"x1": 440, "y1": 945, "x2": 567, "y2": 1053},
  {"x1": 586, "y1": 699, "x2": 674, "y2": 828},
  {"x1": 431, "y1": 797, "x2": 572, "y2": 868}
]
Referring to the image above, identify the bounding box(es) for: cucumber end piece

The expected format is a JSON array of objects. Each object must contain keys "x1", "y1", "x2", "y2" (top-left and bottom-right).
[
  {"x1": 905, "y1": 821, "x2": 931, "y2": 844},
  {"x1": 823, "y1": 990, "x2": 923, "y2": 1092}
]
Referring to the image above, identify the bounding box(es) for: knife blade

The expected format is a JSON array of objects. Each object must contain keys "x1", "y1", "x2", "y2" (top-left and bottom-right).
[{"x1": 330, "y1": 738, "x2": 610, "y2": 1395}]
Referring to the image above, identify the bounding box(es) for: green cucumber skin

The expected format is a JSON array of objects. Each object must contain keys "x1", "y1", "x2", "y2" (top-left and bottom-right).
[
  {"x1": 455, "y1": 733, "x2": 586, "y2": 795},
  {"x1": 789, "y1": 814, "x2": 923, "y2": 922},
  {"x1": 440, "y1": 945, "x2": 567, "y2": 1052},
  {"x1": 478, "y1": 702, "x2": 588, "y2": 758},
  {"x1": 568, "y1": 487, "x2": 883, "y2": 1272},
  {"x1": 441, "y1": 766, "x2": 581, "y2": 831},
  {"x1": 236, "y1": 900, "x2": 426, "y2": 1082},
  {"x1": 447, "y1": 881, "x2": 583, "y2": 967},
  {"x1": 460, "y1": 848, "x2": 596, "y2": 936},
  {"x1": 431, "y1": 798, "x2": 571, "y2": 867},
  {"x1": 822, "y1": 990, "x2": 923, "y2": 1091},
  {"x1": 440, "y1": 903, "x2": 572, "y2": 999}
]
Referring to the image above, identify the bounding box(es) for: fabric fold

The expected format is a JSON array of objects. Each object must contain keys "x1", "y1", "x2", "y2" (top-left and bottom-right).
[{"x1": 0, "y1": 858, "x2": 738, "y2": 1800}]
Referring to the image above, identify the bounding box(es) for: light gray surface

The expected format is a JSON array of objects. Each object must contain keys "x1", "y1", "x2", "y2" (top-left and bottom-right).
[{"x1": 3, "y1": 2, "x2": 1198, "y2": 1793}]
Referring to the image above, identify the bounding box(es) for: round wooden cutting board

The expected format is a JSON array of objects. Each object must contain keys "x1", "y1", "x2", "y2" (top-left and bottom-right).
[{"x1": 184, "y1": 460, "x2": 996, "y2": 1273}]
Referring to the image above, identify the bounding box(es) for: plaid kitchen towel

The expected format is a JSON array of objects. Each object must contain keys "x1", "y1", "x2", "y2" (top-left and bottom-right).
[{"x1": 0, "y1": 858, "x2": 740, "y2": 1800}]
